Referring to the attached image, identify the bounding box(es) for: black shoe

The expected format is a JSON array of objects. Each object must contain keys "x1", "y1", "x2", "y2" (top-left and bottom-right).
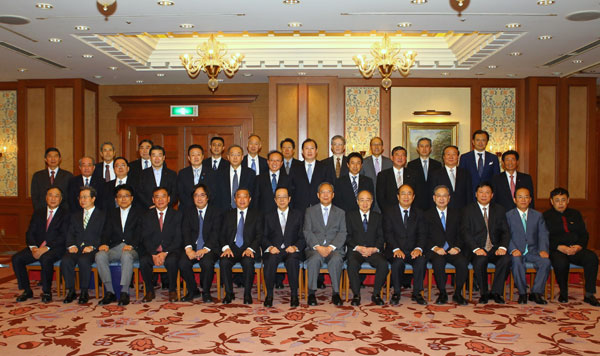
[
  {"x1": 99, "y1": 292, "x2": 116, "y2": 305},
  {"x1": 412, "y1": 294, "x2": 427, "y2": 305},
  {"x1": 202, "y1": 293, "x2": 213, "y2": 303},
  {"x1": 518, "y1": 294, "x2": 527, "y2": 304},
  {"x1": 558, "y1": 294, "x2": 568, "y2": 303},
  {"x1": 317, "y1": 281, "x2": 326, "y2": 289},
  {"x1": 161, "y1": 283, "x2": 169, "y2": 290},
  {"x1": 244, "y1": 294, "x2": 253, "y2": 304},
  {"x1": 222, "y1": 294, "x2": 233, "y2": 304},
  {"x1": 263, "y1": 295, "x2": 273, "y2": 307},
  {"x1": 41, "y1": 293, "x2": 52, "y2": 303},
  {"x1": 168, "y1": 291, "x2": 178, "y2": 302},
  {"x1": 78, "y1": 290, "x2": 89, "y2": 304},
  {"x1": 492, "y1": 293, "x2": 505, "y2": 304},
  {"x1": 371, "y1": 294, "x2": 384, "y2": 305},
  {"x1": 290, "y1": 295, "x2": 300, "y2": 307},
  {"x1": 332, "y1": 293, "x2": 343, "y2": 306},
  {"x1": 181, "y1": 288, "x2": 200, "y2": 302},
  {"x1": 118, "y1": 293, "x2": 130, "y2": 306},
  {"x1": 275, "y1": 282, "x2": 284, "y2": 289},
  {"x1": 351, "y1": 295, "x2": 361, "y2": 306},
  {"x1": 390, "y1": 293, "x2": 401, "y2": 305},
  {"x1": 530, "y1": 293, "x2": 548, "y2": 305},
  {"x1": 16, "y1": 290, "x2": 33, "y2": 302},
  {"x1": 142, "y1": 292, "x2": 155, "y2": 302},
  {"x1": 64, "y1": 290, "x2": 77, "y2": 304},
  {"x1": 583, "y1": 295, "x2": 600, "y2": 306},
  {"x1": 307, "y1": 294, "x2": 317, "y2": 306},
  {"x1": 435, "y1": 292, "x2": 448, "y2": 305},
  {"x1": 452, "y1": 293, "x2": 468, "y2": 305},
  {"x1": 479, "y1": 293, "x2": 489, "y2": 304}
]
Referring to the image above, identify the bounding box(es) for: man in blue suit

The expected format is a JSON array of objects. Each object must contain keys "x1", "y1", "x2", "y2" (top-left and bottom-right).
[
  {"x1": 507, "y1": 187, "x2": 550, "y2": 304},
  {"x1": 459, "y1": 130, "x2": 500, "y2": 199}
]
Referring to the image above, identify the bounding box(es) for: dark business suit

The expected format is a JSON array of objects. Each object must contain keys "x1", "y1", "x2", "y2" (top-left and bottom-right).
[
  {"x1": 31, "y1": 168, "x2": 73, "y2": 211},
  {"x1": 407, "y1": 158, "x2": 442, "y2": 210},
  {"x1": 139, "y1": 208, "x2": 182, "y2": 293},
  {"x1": 102, "y1": 176, "x2": 134, "y2": 209},
  {"x1": 459, "y1": 151, "x2": 500, "y2": 199},
  {"x1": 242, "y1": 155, "x2": 268, "y2": 176},
  {"x1": 61, "y1": 208, "x2": 106, "y2": 292},
  {"x1": 257, "y1": 170, "x2": 290, "y2": 214},
  {"x1": 202, "y1": 156, "x2": 230, "y2": 175},
  {"x1": 179, "y1": 205, "x2": 222, "y2": 294},
  {"x1": 289, "y1": 160, "x2": 335, "y2": 211},
  {"x1": 375, "y1": 167, "x2": 419, "y2": 214},
  {"x1": 461, "y1": 202, "x2": 511, "y2": 296},
  {"x1": 429, "y1": 166, "x2": 472, "y2": 212},
  {"x1": 12, "y1": 206, "x2": 69, "y2": 294},
  {"x1": 346, "y1": 210, "x2": 388, "y2": 297},
  {"x1": 128, "y1": 158, "x2": 150, "y2": 190},
  {"x1": 491, "y1": 172, "x2": 535, "y2": 211},
  {"x1": 321, "y1": 155, "x2": 349, "y2": 180},
  {"x1": 384, "y1": 205, "x2": 427, "y2": 295},
  {"x1": 282, "y1": 158, "x2": 302, "y2": 175},
  {"x1": 332, "y1": 174, "x2": 374, "y2": 212},
  {"x1": 361, "y1": 155, "x2": 393, "y2": 213},
  {"x1": 67, "y1": 175, "x2": 105, "y2": 211},
  {"x1": 176, "y1": 165, "x2": 211, "y2": 211},
  {"x1": 93, "y1": 161, "x2": 114, "y2": 182},
  {"x1": 138, "y1": 166, "x2": 178, "y2": 209},
  {"x1": 212, "y1": 166, "x2": 257, "y2": 211},
  {"x1": 262, "y1": 208, "x2": 305, "y2": 296}
]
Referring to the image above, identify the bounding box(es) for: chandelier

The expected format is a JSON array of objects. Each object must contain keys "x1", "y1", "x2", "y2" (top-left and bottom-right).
[
  {"x1": 180, "y1": 34, "x2": 245, "y2": 91},
  {"x1": 353, "y1": 33, "x2": 417, "y2": 90}
]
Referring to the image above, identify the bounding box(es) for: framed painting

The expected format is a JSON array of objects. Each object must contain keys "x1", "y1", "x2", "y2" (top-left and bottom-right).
[{"x1": 402, "y1": 122, "x2": 459, "y2": 161}]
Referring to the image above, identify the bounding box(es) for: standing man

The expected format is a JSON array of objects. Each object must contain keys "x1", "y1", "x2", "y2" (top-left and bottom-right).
[
  {"x1": 31, "y1": 147, "x2": 73, "y2": 211},
  {"x1": 13, "y1": 187, "x2": 69, "y2": 303},
  {"x1": 333, "y1": 152, "x2": 374, "y2": 212},
  {"x1": 62, "y1": 187, "x2": 106, "y2": 304},
  {"x1": 289, "y1": 138, "x2": 334, "y2": 211},
  {"x1": 139, "y1": 145, "x2": 178, "y2": 209},
  {"x1": 128, "y1": 139, "x2": 153, "y2": 189},
  {"x1": 361, "y1": 137, "x2": 393, "y2": 213},
  {"x1": 461, "y1": 182, "x2": 511, "y2": 304},
  {"x1": 376, "y1": 146, "x2": 419, "y2": 215},
  {"x1": 262, "y1": 187, "x2": 305, "y2": 307},
  {"x1": 459, "y1": 130, "x2": 501, "y2": 199},
  {"x1": 93, "y1": 142, "x2": 116, "y2": 183},
  {"x1": 242, "y1": 134, "x2": 268, "y2": 176},
  {"x1": 103, "y1": 156, "x2": 131, "y2": 209},
  {"x1": 429, "y1": 146, "x2": 472, "y2": 212},
  {"x1": 543, "y1": 188, "x2": 599, "y2": 306},
  {"x1": 177, "y1": 144, "x2": 210, "y2": 211},
  {"x1": 304, "y1": 182, "x2": 347, "y2": 306},
  {"x1": 407, "y1": 138, "x2": 442, "y2": 211},
  {"x1": 213, "y1": 145, "x2": 256, "y2": 211},
  {"x1": 202, "y1": 136, "x2": 229, "y2": 174},
  {"x1": 346, "y1": 190, "x2": 388, "y2": 306},
  {"x1": 96, "y1": 184, "x2": 142, "y2": 306},
  {"x1": 507, "y1": 187, "x2": 550, "y2": 305},
  {"x1": 68, "y1": 156, "x2": 105, "y2": 211},
  {"x1": 321, "y1": 135, "x2": 348, "y2": 180},
  {"x1": 257, "y1": 150, "x2": 290, "y2": 213},
  {"x1": 280, "y1": 138, "x2": 302, "y2": 175},
  {"x1": 492, "y1": 150, "x2": 535, "y2": 211}
]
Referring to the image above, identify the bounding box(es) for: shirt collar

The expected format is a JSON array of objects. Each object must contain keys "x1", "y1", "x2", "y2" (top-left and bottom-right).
[
  {"x1": 477, "y1": 202, "x2": 490, "y2": 210},
  {"x1": 474, "y1": 149, "x2": 486, "y2": 155},
  {"x1": 48, "y1": 167, "x2": 59, "y2": 174},
  {"x1": 120, "y1": 206, "x2": 131, "y2": 214},
  {"x1": 237, "y1": 207, "x2": 248, "y2": 215},
  {"x1": 278, "y1": 207, "x2": 289, "y2": 215}
]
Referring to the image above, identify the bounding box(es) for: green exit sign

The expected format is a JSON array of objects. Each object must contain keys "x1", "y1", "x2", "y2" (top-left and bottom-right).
[{"x1": 170, "y1": 105, "x2": 198, "y2": 117}]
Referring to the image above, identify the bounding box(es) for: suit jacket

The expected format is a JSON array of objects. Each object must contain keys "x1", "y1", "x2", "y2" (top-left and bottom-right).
[
  {"x1": 127, "y1": 158, "x2": 148, "y2": 189},
  {"x1": 256, "y1": 170, "x2": 290, "y2": 213},
  {"x1": 25, "y1": 206, "x2": 69, "y2": 251},
  {"x1": 67, "y1": 175, "x2": 105, "y2": 211},
  {"x1": 460, "y1": 202, "x2": 510, "y2": 253},
  {"x1": 375, "y1": 167, "x2": 420, "y2": 214},
  {"x1": 220, "y1": 208, "x2": 263, "y2": 253},
  {"x1": 361, "y1": 155, "x2": 393, "y2": 212},
  {"x1": 242, "y1": 155, "x2": 268, "y2": 176},
  {"x1": 321, "y1": 155, "x2": 349, "y2": 180},
  {"x1": 506, "y1": 208, "x2": 549, "y2": 255},
  {"x1": 31, "y1": 168, "x2": 73, "y2": 211},
  {"x1": 459, "y1": 151, "x2": 501, "y2": 198},
  {"x1": 263, "y1": 208, "x2": 305, "y2": 253},
  {"x1": 332, "y1": 174, "x2": 374, "y2": 212},
  {"x1": 102, "y1": 176, "x2": 136, "y2": 209},
  {"x1": 138, "y1": 166, "x2": 178, "y2": 209},
  {"x1": 93, "y1": 161, "x2": 113, "y2": 182},
  {"x1": 407, "y1": 158, "x2": 442, "y2": 210},
  {"x1": 289, "y1": 160, "x2": 335, "y2": 211},
  {"x1": 140, "y1": 208, "x2": 182, "y2": 255},
  {"x1": 65, "y1": 208, "x2": 106, "y2": 250},
  {"x1": 182, "y1": 204, "x2": 222, "y2": 252},
  {"x1": 202, "y1": 156, "x2": 230, "y2": 175},
  {"x1": 543, "y1": 208, "x2": 589, "y2": 251},
  {"x1": 424, "y1": 207, "x2": 462, "y2": 252},
  {"x1": 383, "y1": 205, "x2": 427, "y2": 258},
  {"x1": 100, "y1": 205, "x2": 143, "y2": 249},
  {"x1": 212, "y1": 166, "x2": 257, "y2": 211},
  {"x1": 176, "y1": 165, "x2": 211, "y2": 211},
  {"x1": 491, "y1": 171, "x2": 535, "y2": 211},
  {"x1": 345, "y1": 210, "x2": 384, "y2": 252},
  {"x1": 303, "y1": 204, "x2": 347, "y2": 253},
  {"x1": 429, "y1": 166, "x2": 472, "y2": 211},
  {"x1": 283, "y1": 158, "x2": 303, "y2": 174}
]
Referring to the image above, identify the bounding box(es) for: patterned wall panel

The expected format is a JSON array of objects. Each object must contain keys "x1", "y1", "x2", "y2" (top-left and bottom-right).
[
  {"x1": 0, "y1": 90, "x2": 18, "y2": 196},
  {"x1": 481, "y1": 88, "x2": 516, "y2": 153},
  {"x1": 345, "y1": 87, "x2": 380, "y2": 154}
]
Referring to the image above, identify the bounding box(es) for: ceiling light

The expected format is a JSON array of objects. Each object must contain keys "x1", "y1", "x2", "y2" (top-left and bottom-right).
[
  {"x1": 475, "y1": 73, "x2": 485, "y2": 76},
  {"x1": 509, "y1": 52, "x2": 522, "y2": 56},
  {"x1": 75, "y1": 25, "x2": 90, "y2": 31},
  {"x1": 82, "y1": 54, "x2": 94, "y2": 58},
  {"x1": 108, "y1": 66, "x2": 118, "y2": 70},
  {"x1": 136, "y1": 80, "x2": 144, "y2": 83},
  {"x1": 283, "y1": 0, "x2": 300, "y2": 3},
  {"x1": 243, "y1": 73, "x2": 253, "y2": 77},
  {"x1": 441, "y1": 72, "x2": 449, "y2": 76},
  {"x1": 411, "y1": 0, "x2": 427, "y2": 4},
  {"x1": 156, "y1": 73, "x2": 165, "y2": 77},
  {"x1": 298, "y1": 72, "x2": 306, "y2": 76},
  {"x1": 49, "y1": 38, "x2": 62, "y2": 43},
  {"x1": 17, "y1": 68, "x2": 27, "y2": 72},
  {"x1": 397, "y1": 22, "x2": 412, "y2": 28},
  {"x1": 157, "y1": 0, "x2": 174, "y2": 5},
  {"x1": 179, "y1": 23, "x2": 194, "y2": 29},
  {"x1": 506, "y1": 73, "x2": 516, "y2": 77},
  {"x1": 35, "y1": 3, "x2": 53, "y2": 9},
  {"x1": 552, "y1": 72, "x2": 561, "y2": 76},
  {"x1": 488, "y1": 65, "x2": 497, "y2": 69},
  {"x1": 93, "y1": 75, "x2": 103, "y2": 79},
  {"x1": 538, "y1": 35, "x2": 552, "y2": 40},
  {"x1": 288, "y1": 22, "x2": 302, "y2": 27},
  {"x1": 505, "y1": 23, "x2": 521, "y2": 28},
  {"x1": 413, "y1": 109, "x2": 451, "y2": 116},
  {"x1": 537, "y1": 0, "x2": 554, "y2": 5},
  {"x1": 572, "y1": 59, "x2": 583, "y2": 64}
]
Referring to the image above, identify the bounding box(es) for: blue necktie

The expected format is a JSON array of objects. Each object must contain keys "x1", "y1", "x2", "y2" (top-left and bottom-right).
[
  {"x1": 235, "y1": 211, "x2": 244, "y2": 248},
  {"x1": 307, "y1": 163, "x2": 313, "y2": 184},
  {"x1": 403, "y1": 209, "x2": 409, "y2": 228},
  {"x1": 213, "y1": 160, "x2": 217, "y2": 170},
  {"x1": 251, "y1": 158, "x2": 256, "y2": 172},
  {"x1": 352, "y1": 175, "x2": 358, "y2": 197},
  {"x1": 144, "y1": 160, "x2": 149, "y2": 169},
  {"x1": 362, "y1": 213, "x2": 368, "y2": 232},
  {"x1": 231, "y1": 169, "x2": 239, "y2": 209},
  {"x1": 441, "y1": 211, "x2": 449, "y2": 250},
  {"x1": 194, "y1": 168, "x2": 200, "y2": 185},
  {"x1": 323, "y1": 207, "x2": 329, "y2": 225},
  {"x1": 84, "y1": 178, "x2": 89, "y2": 187},
  {"x1": 271, "y1": 173, "x2": 277, "y2": 193},
  {"x1": 521, "y1": 212, "x2": 528, "y2": 255},
  {"x1": 196, "y1": 210, "x2": 204, "y2": 250},
  {"x1": 477, "y1": 153, "x2": 484, "y2": 177}
]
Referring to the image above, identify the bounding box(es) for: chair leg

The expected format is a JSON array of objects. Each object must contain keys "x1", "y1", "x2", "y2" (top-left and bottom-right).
[
  {"x1": 510, "y1": 273, "x2": 514, "y2": 301},
  {"x1": 298, "y1": 269, "x2": 303, "y2": 299},
  {"x1": 386, "y1": 271, "x2": 390, "y2": 302},
  {"x1": 256, "y1": 268, "x2": 261, "y2": 302},
  {"x1": 468, "y1": 270, "x2": 473, "y2": 301},
  {"x1": 94, "y1": 269, "x2": 99, "y2": 298},
  {"x1": 344, "y1": 271, "x2": 349, "y2": 302},
  {"x1": 215, "y1": 268, "x2": 221, "y2": 301},
  {"x1": 427, "y1": 269, "x2": 432, "y2": 301},
  {"x1": 134, "y1": 268, "x2": 139, "y2": 300},
  {"x1": 550, "y1": 270, "x2": 555, "y2": 299}
]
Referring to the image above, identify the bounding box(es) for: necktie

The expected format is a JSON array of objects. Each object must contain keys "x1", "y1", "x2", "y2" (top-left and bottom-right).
[
  {"x1": 449, "y1": 168, "x2": 456, "y2": 190},
  {"x1": 423, "y1": 160, "x2": 428, "y2": 181},
  {"x1": 194, "y1": 168, "x2": 200, "y2": 185},
  {"x1": 231, "y1": 169, "x2": 239, "y2": 209},
  {"x1": 105, "y1": 165, "x2": 110, "y2": 182},
  {"x1": 118, "y1": 179, "x2": 123, "y2": 186},
  {"x1": 374, "y1": 157, "x2": 381, "y2": 176},
  {"x1": 335, "y1": 157, "x2": 341, "y2": 178},
  {"x1": 561, "y1": 216, "x2": 570, "y2": 233},
  {"x1": 352, "y1": 175, "x2": 358, "y2": 197},
  {"x1": 50, "y1": 171, "x2": 55, "y2": 185},
  {"x1": 46, "y1": 210, "x2": 54, "y2": 231},
  {"x1": 521, "y1": 212, "x2": 528, "y2": 255},
  {"x1": 483, "y1": 207, "x2": 492, "y2": 251},
  {"x1": 307, "y1": 163, "x2": 313, "y2": 184},
  {"x1": 477, "y1": 153, "x2": 484, "y2": 177},
  {"x1": 271, "y1": 173, "x2": 277, "y2": 193},
  {"x1": 251, "y1": 158, "x2": 256, "y2": 172},
  {"x1": 403, "y1": 209, "x2": 409, "y2": 228},
  {"x1": 213, "y1": 160, "x2": 217, "y2": 170},
  {"x1": 83, "y1": 210, "x2": 90, "y2": 230},
  {"x1": 362, "y1": 213, "x2": 368, "y2": 232},
  {"x1": 159, "y1": 211, "x2": 164, "y2": 232},
  {"x1": 85, "y1": 178, "x2": 89, "y2": 186},
  {"x1": 441, "y1": 211, "x2": 449, "y2": 250},
  {"x1": 323, "y1": 207, "x2": 329, "y2": 225},
  {"x1": 397, "y1": 170, "x2": 403, "y2": 188},
  {"x1": 144, "y1": 160, "x2": 149, "y2": 169},
  {"x1": 285, "y1": 161, "x2": 290, "y2": 174},
  {"x1": 510, "y1": 175, "x2": 516, "y2": 199},
  {"x1": 196, "y1": 210, "x2": 204, "y2": 250},
  {"x1": 280, "y1": 211, "x2": 286, "y2": 234},
  {"x1": 235, "y1": 211, "x2": 244, "y2": 248}
]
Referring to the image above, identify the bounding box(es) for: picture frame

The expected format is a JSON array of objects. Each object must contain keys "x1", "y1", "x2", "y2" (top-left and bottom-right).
[{"x1": 402, "y1": 122, "x2": 459, "y2": 161}]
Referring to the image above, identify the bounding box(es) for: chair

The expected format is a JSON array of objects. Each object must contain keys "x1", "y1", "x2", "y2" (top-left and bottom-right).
[
  {"x1": 508, "y1": 262, "x2": 551, "y2": 301},
  {"x1": 25, "y1": 260, "x2": 62, "y2": 297},
  {"x1": 343, "y1": 261, "x2": 390, "y2": 302},
  {"x1": 302, "y1": 261, "x2": 346, "y2": 301},
  {"x1": 468, "y1": 263, "x2": 508, "y2": 301},
  {"x1": 214, "y1": 261, "x2": 263, "y2": 302},
  {"x1": 259, "y1": 261, "x2": 304, "y2": 301},
  {"x1": 426, "y1": 262, "x2": 466, "y2": 301},
  {"x1": 138, "y1": 265, "x2": 181, "y2": 301},
  {"x1": 99, "y1": 261, "x2": 139, "y2": 299},
  {"x1": 58, "y1": 262, "x2": 100, "y2": 298},
  {"x1": 550, "y1": 263, "x2": 585, "y2": 299}
]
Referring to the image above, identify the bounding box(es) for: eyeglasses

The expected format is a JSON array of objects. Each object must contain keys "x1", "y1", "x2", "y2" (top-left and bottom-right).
[
  {"x1": 116, "y1": 194, "x2": 132, "y2": 199},
  {"x1": 193, "y1": 193, "x2": 208, "y2": 198}
]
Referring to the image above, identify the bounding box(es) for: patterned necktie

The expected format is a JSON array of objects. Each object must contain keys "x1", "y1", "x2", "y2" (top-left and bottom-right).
[
  {"x1": 374, "y1": 157, "x2": 381, "y2": 176},
  {"x1": 323, "y1": 207, "x2": 329, "y2": 225},
  {"x1": 235, "y1": 211, "x2": 244, "y2": 248},
  {"x1": 397, "y1": 170, "x2": 403, "y2": 188},
  {"x1": 352, "y1": 175, "x2": 358, "y2": 197},
  {"x1": 477, "y1": 153, "x2": 484, "y2": 177},
  {"x1": 307, "y1": 163, "x2": 313, "y2": 184},
  {"x1": 196, "y1": 210, "x2": 204, "y2": 250},
  {"x1": 285, "y1": 161, "x2": 290, "y2": 174},
  {"x1": 231, "y1": 169, "x2": 239, "y2": 209},
  {"x1": 521, "y1": 212, "x2": 528, "y2": 255},
  {"x1": 85, "y1": 178, "x2": 89, "y2": 187},
  {"x1": 449, "y1": 168, "x2": 456, "y2": 190},
  {"x1": 510, "y1": 175, "x2": 516, "y2": 199},
  {"x1": 194, "y1": 168, "x2": 200, "y2": 185},
  {"x1": 483, "y1": 207, "x2": 492, "y2": 251},
  {"x1": 213, "y1": 160, "x2": 218, "y2": 170},
  {"x1": 105, "y1": 165, "x2": 110, "y2": 182},
  {"x1": 46, "y1": 210, "x2": 54, "y2": 231},
  {"x1": 159, "y1": 211, "x2": 164, "y2": 232},
  {"x1": 335, "y1": 157, "x2": 341, "y2": 178},
  {"x1": 50, "y1": 170, "x2": 55, "y2": 185},
  {"x1": 271, "y1": 173, "x2": 277, "y2": 194},
  {"x1": 144, "y1": 160, "x2": 149, "y2": 169},
  {"x1": 441, "y1": 211, "x2": 449, "y2": 250},
  {"x1": 362, "y1": 213, "x2": 368, "y2": 232},
  {"x1": 423, "y1": 160, "x2": 428, "y2": 181},
  {"x1": 403, "y1": 209, "x2": 409, "y2": 228},
  {"x1": 83, "y1": 210, "x2": 90, "y2": 230},
  {"x1": 118, "y1": 179, "x2": 123, "y2": 186},
  {"x1": 251, "y1": 158, "x2": 256, "y2": 173},
  {"x1": 280, "y1": 211, "x2": 286, "y2": 234}
]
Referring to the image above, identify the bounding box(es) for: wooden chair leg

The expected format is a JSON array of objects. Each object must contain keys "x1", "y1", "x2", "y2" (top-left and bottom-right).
[
  {"x1": 427, "y1": 269, "x2": 433, "y2": 301},
  {"x1": 298, "y1": 269, "x2": 303, "y2": 299},
  {"x1": 256, "y1": 268, "x2": 262, "y2": 302},
  {"x1": 468, "y1": 270, "x2": 473, "y2": 301},
  {"x1": 304, "y1": 269, "x2": 308, "y2": 301},
  {"x1": 215, "y1": 268, "x2": 221, "y2": 301},
  {"x1": 344, "y1": 271, "x2": 349, "y2": 302},
  {"x1": 386, "y1": 271, "x2": 390, "y2": 302},
  {"x1": 134, "y1": 269, "x2": 139, "y2": 300}
]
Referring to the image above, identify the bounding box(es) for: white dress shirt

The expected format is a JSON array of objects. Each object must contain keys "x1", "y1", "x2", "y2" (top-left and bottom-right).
[
  {"x1": 153, "y1": 167, "x2": 163, "y2": 187},
  {"x1": 247, "y1": 154, "x2": 261, "y2": 175},
  {"x1": 120, "y1": 206, "x2": 131, "y2": 233},
  {"x1": 102, "y1": 161, "x2": 115, "y2": 181},
  {"x1": 266, "y1": 207, "x2": 290, "y2": 253}
]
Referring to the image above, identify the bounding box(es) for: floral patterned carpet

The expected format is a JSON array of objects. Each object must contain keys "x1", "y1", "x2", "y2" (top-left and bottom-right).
[{"x1": 1, "y1": 277, "x2": 599, "y2": 356}]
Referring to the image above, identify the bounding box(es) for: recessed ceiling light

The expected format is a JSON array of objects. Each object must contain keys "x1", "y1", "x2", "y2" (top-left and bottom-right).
[
  {"x1": 93, "y1": 75, "x2": 103, "y2": 79},
  {"x1": 509, "y1": 52, "x2": 522, "y2": 56},
  {"x1": 217, "y1": 79, "x2": 224, "y2": 82},
  {"x1": 411, "y1": 0, "x2": 427, "y2": 4},
  {"x1": 179, "y1": 23, "x2": 194, "y2": 29},
  {"x1": 108, "y1": 66, "x2": 118, "y2": 70},
  {"x1": 157, "y1": 0, "x2": 174, "y2": 5},
  {"x1": 298, "y1": 72, "x2": 306, "y2": 76},
  {"x1": 136, "y1": 80, "x2": 144, "y2": 84},
  {"x1": 17, "y1": 68, "x2": 27, "y2": 72},
  {"x1": 243, "y1": 73, "x2": 253, "y2": 77},
  {"x1": 156, "y1": 73, "x2": 165, "y2": 77},
  {"x1": 82, "y1": 54, "x2": 94, "y2": 58},
  {"x1": 506, "y1": 73, "x2": 516, "y2": 77},
  {"x1": 397, "y1": 22, "x2": 412, "y2": 28},
  {"x1": 48, "y1": 37, "x2": 61, "y2": 43},
  {"x1": 538, "y1": 35, "x2": 552, "y2": 40},
  {"x1": 75, "y1": 25, "x2": 90, "y2": 31},
  {"x1": 506, "y1": 23, "x2": 521, "y2": 28},
  {"x1": 537, "y1": 0, "x2": 554, "y2": 5},
  {"x1": 572, "y1": 59, "x2": 583, "y2": 64},
  {"x1": 441, "y1": 72, "x2": 450, "y2": 76},
  {"x1": 288, "y1": 22, "x2": 302, "y2": 27},
  {"x1": 488, "y1": 65, "x2": 497, "y2": 69},
  {"x1": 35, "y1": 3, "x2": 53, "y2": 9},
  {"x1": 552, "y1": 72, "x2": 561, "y2": 76},
  {"x1": 475, "y1": 73, "x2": 485, "y2": 76},
  {"x1": 283, "y1": 0, "x2": 300, "y2": 4}
]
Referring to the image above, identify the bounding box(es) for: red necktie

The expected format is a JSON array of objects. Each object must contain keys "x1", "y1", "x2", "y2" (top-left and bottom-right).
[
  {"x1": 562, "y1": 216, "x2": 570, "y2": 233},
  {"x1": 105, "y1": 165, "x2": 110, "y2": 182},
  {"x1": 159, "y1": 211, "x2": 164, "y2": 232},
  {"x1": 50, "y1": 171, "x2": 55, "y2": 185},
  {"x1": 46, "y1": 210, "x2": 54, "y2": 231},
  {"x1": 510, "y1": 175, "x2": 515, "y2": 199}
]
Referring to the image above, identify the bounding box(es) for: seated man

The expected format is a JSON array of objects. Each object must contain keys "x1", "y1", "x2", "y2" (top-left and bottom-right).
[
  {"x1": 179, "y1": 184, "x2": 222, "y2": 303},
  {"x1": 346, "y1": 190, "x2": 388, "y2": 306},
  {"x1": 62, "y1": 187, "x2": 106, "y2": 304},
  {"x1": 304, "y1": 182, "x2": 347, "y2": 306},
  {"x1": 219, "y1": 188, "x2": 263, "y2": 304},
  {"x1": 507, "y1": 187, "x2": 550, "y2": 304},
  {"x1": 262, "y1": 187, "x2": 305, "y2": 307},
  {"x1": 12, "y1": 187, "x2": 69, "y2": 303},
  {"x1": 96, "y1": 184, "x2": 143, "y2": 306},
  {"x1": 543, "y1": 187, "x2": 599, "y2": 306},
  {"x1": 139, "y1": 187, "x2": 182, "y2": 302}
]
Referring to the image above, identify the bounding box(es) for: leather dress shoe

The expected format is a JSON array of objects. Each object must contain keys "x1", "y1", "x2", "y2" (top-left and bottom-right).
[
  {"x1": 168, "y1": 291, "x2": 178, "y2": 302},
  {"x1": 332, "y1": 293, "x2": 343, "y2": 306},
  {"x1": 371, "y1": 294, "x2": 384, "y2": 305},
  {"x1": 202, "y1": 293, "x2": 213, "y2": 303},
  {"x1": 290, "y1": 295, "x2": 300, "y2": 307},
  {"x1": 351, "y1": 295, "x2": 361, "y2": 306},
  {"x1": 307, "y1": 294, "x2": 317, "y2": 306},
  {"x1": 529, "y1": 293, "x2": 548, "y2": 305},
  {"x1": 317, "y1": 281, "x2": 326, "y2": 289},
  {"x1": 78, "y1": 290, "x2": 89, "y2": 304},
  {"x1": 479, "y1": 293, "x2": 489, "y2": 304},
  {"x1": 118, "y1": 293, "x2": 130, "y2": 306},
  {"x1": 181, "y1": 288, "x2": 201, "y2": 302},
  {"x1": 41, "y1": 293, "x2": 52, "y2": 303},
  {"x1": 244, "y1": 294, "x2": 253, "y2": 304},
  {"x1": 222, "y1": 294, "x2": 233, "y2": 304},
  {"x1": 275, "y1": 281, "x2": 285, "y2": 289},
  {"x1": 558, "y1": 294, "x2": 569, "y2": 303},
  {"x1": 142, "y1": 292, "x2": 155, "y2": 302},
  {"x1": 64, "y1": 290, "x2": 77, "y2": 304},
  {"x1": 584, "y1": 295, "x2": 600, "y2": 306},
  {"x1": 390, "y1": 293, "x2": 401, "y2": 305},
  {"x1": 492, "y1": 293, "x2": 505, "y2": 304},
  {"x1": 435, "y1": 292, "x2": 448, "y2": 305},
  {"x1": 99, "y1": 292, "x2": 116, "y2": 305},
  {"x1": 161, "y1": 282, "x2": 169, "y2": 290},
  {"x1": 452, "y1": 293, "x2": 468, "y2": 305},
  {"x1": 518, "y1": 294, "x2": 528, "y2": 304},
  {"x1": 412, "y1": 294, "x2": 427, "y2": 305},
  {"x1": 16, "y1": 290, "x2": 33, "y2": 302},
  {"x1": 264, "y1": 295, "x2": 273, "y2": 307}
]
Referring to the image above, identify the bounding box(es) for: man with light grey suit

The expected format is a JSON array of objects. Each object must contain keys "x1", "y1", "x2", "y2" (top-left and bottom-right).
[
  {"x1": 304, "y1": 182, "x2": 347, "y2": 306},
  {"x1": 360, "y1": 137, "x2": 393, "y2": 213},
  {"x1": 507, "y1": 187, "x2": 551, "y2": 305}
]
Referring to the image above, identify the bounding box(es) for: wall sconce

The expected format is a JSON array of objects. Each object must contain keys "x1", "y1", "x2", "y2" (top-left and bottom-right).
[
  {"x1": 413, "y1": 109, "x2": 452, "y2": 116},
  {"x1": 0, "y1": 146, "x2": 6, "y2": 159}
]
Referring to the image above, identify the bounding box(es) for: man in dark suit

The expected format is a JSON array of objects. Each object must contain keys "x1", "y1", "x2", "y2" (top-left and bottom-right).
[
  {"x1": 139, "y1": 187, "x2": 182, "y2": 302},
  {"x1": 128, "y1": 139, "x2": 153, "y2": 190},
  {"x1": 13, "y1": 187, "x2": 69, "y2": 303},
  {"x1": 346, "y1": 190, "x2": 388, "y2": 306},
  {"x1": 461, "y1": 182, "x2": 511, "y2": 304},
  {"x1": 31, "y1": 147, "x2": 73, "y2": 211},
  {"x1": 177, "y1": 144, "x2": 211, "y2": 211},
  {"x1": 262, "y1": 186, "x2": 305, "y2": 307},
  {"x1": 407, "y1": 137, "x2": 442, "y2": 211},
  {"x1": 96, "y1": 184, "x2": 142, "y2": 306},
  {"x1": 333, "y1": 152, "x2": 374, "y2": 212},
  {"x1": 219, "y1": 188, "x2": 263, "y2": 304},
  {"x1": 384, "y1": 184, "x2": 428, "y2": 305},
  {"x1": 361, "y1": 137, "x2": 393, "y2": 213},
  {"x1": 376, "y1": 146, "x2": 420, "y2": 215},
  {"x1": 68, "y1": 156, "x2": 105, "y2": 211},
  {"x1": 62, "y1": 186, "x2": 106, "y2": 304},
  {"x1": 280, "y1": 138, "x2": 302, "y2": 175},
  {"x1": 321, "y1": 135, "x2": 348, "y2": 180},
  {"x1": 429, "y1": 145, "x2": 472, "y2": 212},
  {"x1": 492, "y1": 150, "x2": 535, "y2": 211},
  {"x1": 93, "y1": 141, "x2": 116, "y2": 183},
  {"x1": 179, "y1": 184, "x2": 222, "y2": 302},
  {"x1": 459, "y1": 130, "x2": 501, "y2": 199},
  {"x1": 543, "y1": 187, "x2": 599, "y2": 306},
  {"x1": 289, "y1": 138, "x2": 334, "y2": 211},
  {"x1": 425, "y1": 185, "x2": 469, "y2": 305},
  {"x1": 139, "y1": 145, "x2": 178, "y2": 209},
  {"x1": 242, "y1": 134, "x2": 268, "y2": 176},
  {"x1": 257, "y1": 150, "x2": 290, "y2": 214},
  {"x1": 103, "y1": 157, "x2": 132, "y2": 209},
  {"x1": 202, "y1": 136, "x2": 229, "y2": 174},
  {"x1": 212, "y1": 145, "x2": 257, "y2": 211}
]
